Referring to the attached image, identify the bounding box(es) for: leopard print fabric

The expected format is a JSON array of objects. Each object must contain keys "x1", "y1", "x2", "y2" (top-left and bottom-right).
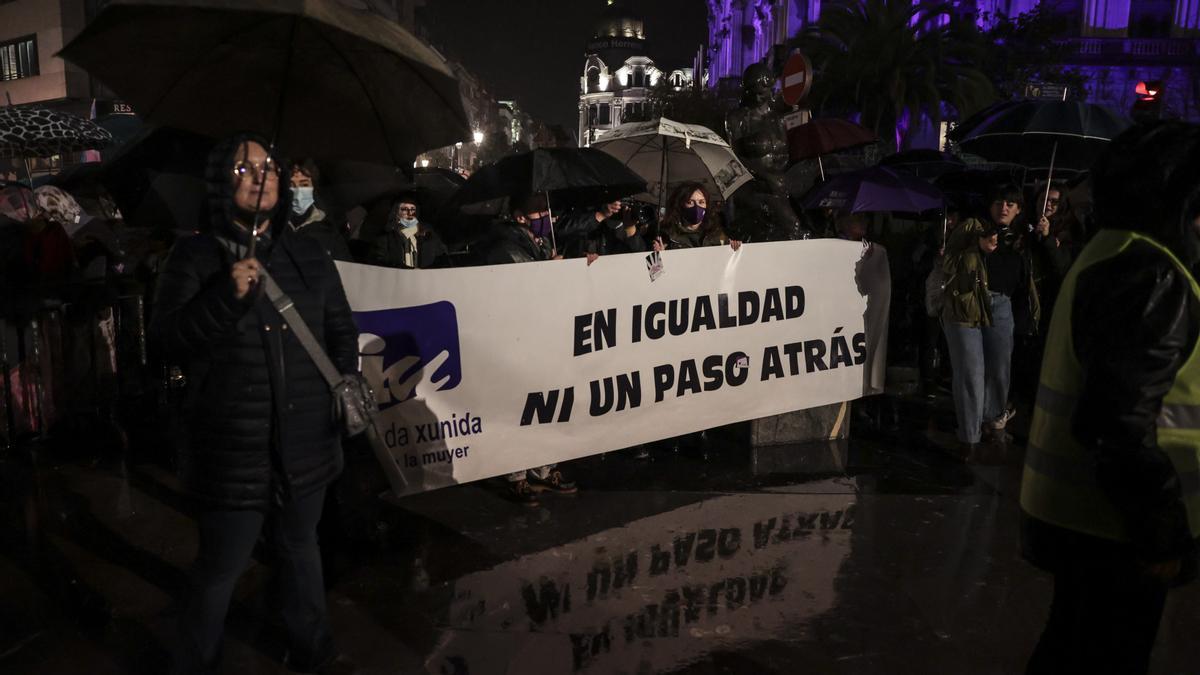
[
  {"x1": 0, "y1": 107, "x2": 114, "y2": 159},
  {"x1": 34, "y1": 185, "x2": 82, "y2": 226}
]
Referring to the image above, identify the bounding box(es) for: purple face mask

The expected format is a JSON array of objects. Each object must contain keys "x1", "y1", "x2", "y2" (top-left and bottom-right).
[
  {"x1": 528, "y1": 213, "x2": 553, "y2": 238},
  {"x1": 683, "y1": 205, "x2": 706, "y2": 226}
]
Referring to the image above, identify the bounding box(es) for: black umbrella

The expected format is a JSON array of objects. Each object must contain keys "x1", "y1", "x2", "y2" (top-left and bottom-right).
[
  {"x1": 951, "y1": 100, "x2": 1132, "y2": 210},
  {"x1": 948, "y1": 100, "x2": 1021, "y2": 144},
  {"x1": 0, "y1": 106, "x2": 114, "y2": 159},
  {"x1": 879, "y1": 149, "x2": 966, "y2": 179},
  {"x1": 100, "y1": 126, "x2": 214, "y2": 230},
  {"x1": 317, "y1": 159, "x2": 414, "y2": 215},
  {"x1": 452, "y1": 148, "x2": 647, "y2": 250},
  {"x1": 94, "y1": 113, "x2": 144, "y2": 147},
  {"x1": 35, "y1": 161, "x2": 104, "y2": 195},
  {"x1": 412, "y1": 167, "x2": 466, "y2": 224},
  {"x1": 801, "y1": 166, "x2": 943, "y2": 214},
  {"x1": 933, "y1": 164, "x2": 1025, "y2": 215},
  {"x1": 57, "y1": 0, "x2": 469, "y2": 166}
]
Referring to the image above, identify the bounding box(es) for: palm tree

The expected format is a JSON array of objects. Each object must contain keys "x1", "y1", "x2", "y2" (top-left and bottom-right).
[{"x1": 793, "y1": 0, "x2": 995, "y2": 150}]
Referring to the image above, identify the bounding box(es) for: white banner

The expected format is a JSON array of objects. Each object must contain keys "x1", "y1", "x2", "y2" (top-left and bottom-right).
[{"x1": 337, "y1": 239, "x2": 889, "y2": 496}]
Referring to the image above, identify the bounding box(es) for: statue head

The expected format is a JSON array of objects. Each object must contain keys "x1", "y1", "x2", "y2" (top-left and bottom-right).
[{"x1": 741, "y1": 62, "x2": 775, "y2": 107}]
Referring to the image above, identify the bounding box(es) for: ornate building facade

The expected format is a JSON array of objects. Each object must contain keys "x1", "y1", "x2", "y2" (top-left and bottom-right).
[
  {"x1": 578, "y1": 1, "x2": 703, "y2": 146},
  {"x1": 705, "y1": 0, "x2": 1199, "y2": 122}
]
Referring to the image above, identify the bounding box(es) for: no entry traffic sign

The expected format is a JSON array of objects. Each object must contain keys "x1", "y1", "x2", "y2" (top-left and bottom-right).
[{"x1": 781, "y1": 52, "x2": 813, "y2": 106}]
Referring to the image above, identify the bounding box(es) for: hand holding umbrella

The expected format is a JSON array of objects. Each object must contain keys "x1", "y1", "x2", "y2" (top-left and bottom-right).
[{"x1": 451, "y1": 148, "x2": 647, "y2": 248}]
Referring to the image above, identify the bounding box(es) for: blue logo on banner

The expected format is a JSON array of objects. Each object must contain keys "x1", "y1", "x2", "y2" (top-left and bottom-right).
[{"x1": 355, "y1": 301, "x2": 462, "y2": 409}]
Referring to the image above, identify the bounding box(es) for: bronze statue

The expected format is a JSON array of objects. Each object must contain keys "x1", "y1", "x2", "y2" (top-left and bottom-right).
[{"x1": 726, "y1": 62, "x2": 807, "y2": 241}]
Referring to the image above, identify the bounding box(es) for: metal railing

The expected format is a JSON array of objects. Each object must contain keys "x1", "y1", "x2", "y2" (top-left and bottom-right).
[
  {"x1": 1064, "y1": 37, "x2": 1199, "y2": 60},
  {"x1": 2, "y1": 291, "x2": 150, "y2": 450}
]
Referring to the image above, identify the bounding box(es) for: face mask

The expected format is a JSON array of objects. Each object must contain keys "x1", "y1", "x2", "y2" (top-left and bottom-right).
[
  {"x1": 529, "y1": 213, "x2": 553, "y2": 238},
  {"x1": 399, "y1": 217, "x2": 419, "y2": 229},
  {"x1": 291, "y1": 186, "x2": 314, "y2": 215},
  {"x1": 683, "y1": 205, "x2": 706, "y2": 226}
]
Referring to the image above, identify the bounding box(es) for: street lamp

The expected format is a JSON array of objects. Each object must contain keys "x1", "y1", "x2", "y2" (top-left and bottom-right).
[
  {"x1": 473, "y1": 130, "x2": 484, "y2": 145},
  {"x1": 420, "y1": 159, "x2": 430, "y2": 168}
]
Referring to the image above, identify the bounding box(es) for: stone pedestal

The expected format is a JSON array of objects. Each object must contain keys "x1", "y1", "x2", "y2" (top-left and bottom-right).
[
  {"x1": 750, "y1": 401, "x2": 851, "y2": 447},
  {"x1": 751, "y1": 438, "x2": 849, "y2": 476}
]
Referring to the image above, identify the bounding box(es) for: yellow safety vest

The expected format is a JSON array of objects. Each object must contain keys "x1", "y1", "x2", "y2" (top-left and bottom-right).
[{"x1": 1020, "y1": 229, "x2": 1200, "y2": 542}]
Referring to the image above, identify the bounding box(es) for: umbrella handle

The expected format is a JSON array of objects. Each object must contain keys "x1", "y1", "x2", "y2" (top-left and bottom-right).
[
  {"x1": 942, "y1": 203, "x2": 947, "y2": 250},
  {"x1": 245, "y1": 141, "x2": 278, "y2": 260},
  {"x1": 662, "y1": 133, "x2": 672, "y2": 211},
  {"x1": 1041, "y1": 140, "x2": 1059, "y2": 223},
  {"x1": 248, "y1": 17, "x2": 299, "y2": 260},
  {"x1": 546, "y1": 193, "x2": 557, "y2": 254}
]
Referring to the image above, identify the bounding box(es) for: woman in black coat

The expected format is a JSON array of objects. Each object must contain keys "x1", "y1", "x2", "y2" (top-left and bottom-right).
[{"x1": 151, "y1": 133, "x2": 359, "y2": 673}]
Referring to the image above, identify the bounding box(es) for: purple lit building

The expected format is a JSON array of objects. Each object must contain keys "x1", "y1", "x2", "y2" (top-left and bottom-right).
[{"x1": 706, "y1": 0, "x2": 1199, "y2": 122}]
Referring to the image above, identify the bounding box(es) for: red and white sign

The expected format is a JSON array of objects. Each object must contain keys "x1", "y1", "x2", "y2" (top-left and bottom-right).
[{"x1": 781, "y1": 52, "x2": 813, "y2": 106}]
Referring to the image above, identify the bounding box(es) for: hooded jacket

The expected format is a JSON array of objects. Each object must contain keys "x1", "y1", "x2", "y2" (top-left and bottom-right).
[
  {"x1": 149, "y1": 134, "x2": 360, "y2": 510},
  {"x1": 939, "y1": 218, "x2": 992, "y2": 328},
  {"x1": 1022, "y1": 122, "x2": 1200, "y2": 581}
]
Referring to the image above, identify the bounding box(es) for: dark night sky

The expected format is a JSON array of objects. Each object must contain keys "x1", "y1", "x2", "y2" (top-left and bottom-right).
[{"x1": 423, "y1": 0, "x2": 709, "y2": 133}]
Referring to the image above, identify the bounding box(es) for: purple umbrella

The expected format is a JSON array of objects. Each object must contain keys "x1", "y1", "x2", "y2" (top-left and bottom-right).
[{"x1": 802, "y1": 166, "x2": 943, "y2": 214}]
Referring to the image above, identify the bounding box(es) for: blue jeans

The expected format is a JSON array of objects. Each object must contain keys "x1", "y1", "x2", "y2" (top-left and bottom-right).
[
  {"x1": 982, "y1": 293, "x2": 1015, "y2": 423},
  {"x1": 943, "y1": 293, "x2": 1014, "y2": 443},
  {"x1": 176, "y1": 488, "x2": 334, "y2": 673}
]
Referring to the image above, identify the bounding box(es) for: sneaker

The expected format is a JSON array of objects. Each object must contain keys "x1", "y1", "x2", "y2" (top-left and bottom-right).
[
  {"x1": 528, "y1": 470, "x2": 578, "y2": 494},
  {"x1": 987, "y1": 408, "x2": 1017, "y2": 431},
  {"x1": 505, "y1": 480, "x2": 540, "y2": 507}
]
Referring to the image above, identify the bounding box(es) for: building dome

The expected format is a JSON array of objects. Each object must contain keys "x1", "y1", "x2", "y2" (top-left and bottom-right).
[{"x1": 595, "y1": 0, "x2": 645, "y2": 40}]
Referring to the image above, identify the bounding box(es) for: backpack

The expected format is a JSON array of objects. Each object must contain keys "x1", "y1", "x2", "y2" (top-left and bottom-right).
[
  {"x1": 924, "y1": 263, "x2": 947, "y2": 318},
  {"x1": 921, "y1": 254, "x2": 960, "y2": 317}
]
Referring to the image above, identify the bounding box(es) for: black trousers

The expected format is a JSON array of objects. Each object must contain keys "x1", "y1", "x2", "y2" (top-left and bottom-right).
[
  {"x1": 1026, "y1": 559, "x2": 1169, "y2": 675},
  {"x1": 175, "y1": 487, "x2": 333, "y2": 673}
]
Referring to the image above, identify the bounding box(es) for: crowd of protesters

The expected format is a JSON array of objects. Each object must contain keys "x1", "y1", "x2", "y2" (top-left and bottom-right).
[
  {"x1": 0, "y1": 134, "x2": 1114, "y2": 497},
  {"x1": 3, "y1": 119, "x2": 1199, "y2": 675}
]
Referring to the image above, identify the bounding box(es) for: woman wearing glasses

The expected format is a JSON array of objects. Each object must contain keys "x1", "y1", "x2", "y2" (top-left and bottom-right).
[
  {"x1": 151, "y1": 134, "x2": 359, "y2": 674},
  {"x1": 362, "y1": 196, "x2": 448, "y2": 269}
]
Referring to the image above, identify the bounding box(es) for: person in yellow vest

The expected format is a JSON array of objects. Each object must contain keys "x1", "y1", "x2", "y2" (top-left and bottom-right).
[{"x1": 1021, "y1": 121, "x2": 1200, "y2": 674}]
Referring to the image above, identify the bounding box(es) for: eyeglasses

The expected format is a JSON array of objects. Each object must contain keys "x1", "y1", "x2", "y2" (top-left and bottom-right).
[
  {"x1": 232, "y1": 158, "x2": 280, "y2": 182},
  {"x1": 397, "y1": 206, "x2": 418, "y2": 214}
]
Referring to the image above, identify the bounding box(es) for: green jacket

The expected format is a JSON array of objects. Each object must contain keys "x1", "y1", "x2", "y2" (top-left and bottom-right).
[{"x1": 941, "y1": 218, "x2": 992, "y2": 327}]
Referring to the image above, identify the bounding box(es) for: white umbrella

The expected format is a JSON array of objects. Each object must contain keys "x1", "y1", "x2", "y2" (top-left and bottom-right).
[{"x1": 592, "y1": 117, "x2": 752, "y2": 208}]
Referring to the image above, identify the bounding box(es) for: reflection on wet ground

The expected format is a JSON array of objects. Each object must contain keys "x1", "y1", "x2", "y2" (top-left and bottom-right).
[{"x1": 2, "y1": 396, "x2": 1198, "y2": 674}]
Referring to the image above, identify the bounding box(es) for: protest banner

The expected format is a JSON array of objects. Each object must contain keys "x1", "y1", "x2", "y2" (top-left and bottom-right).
[{"x1": 337, "y1": 239, "x2": 889, "y2": 495}]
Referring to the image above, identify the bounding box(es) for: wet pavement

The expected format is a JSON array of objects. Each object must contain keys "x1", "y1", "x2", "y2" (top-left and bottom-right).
[{"x1": 2, "y1": 394, "x2": 1199, "y2": 674}]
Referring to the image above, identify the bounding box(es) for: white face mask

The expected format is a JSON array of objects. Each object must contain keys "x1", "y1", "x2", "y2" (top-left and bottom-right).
[
  {"x1": 291, "y1": 186, "x2": 315, "y2": 215},
  {"x1": 399, "y1": 217, "x2": 419, "y2": 229}
]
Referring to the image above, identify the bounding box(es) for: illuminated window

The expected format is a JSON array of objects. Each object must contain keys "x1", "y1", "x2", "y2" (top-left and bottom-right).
[{"x1": 0, "y1": 35, "x2": 38, "y2": 82}]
